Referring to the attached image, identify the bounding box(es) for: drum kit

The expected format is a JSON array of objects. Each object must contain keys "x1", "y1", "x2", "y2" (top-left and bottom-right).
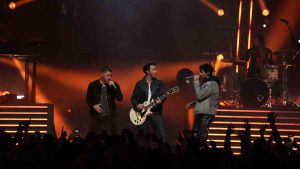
[{"x1": 220, "y1": 48, "x2": 299, "y2": 109}]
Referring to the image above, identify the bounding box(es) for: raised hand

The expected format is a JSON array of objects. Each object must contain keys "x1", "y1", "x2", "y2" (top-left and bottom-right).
[
  {"x1": 268, "y1": 112, "x2": 277, "y2": 126},
  {"x1": 243, "y1": 119, "x2": 251, "y2": 133},
  {"x1": 60, "y1": 126, "x2": 68, "y2": 140},
  {"x1": 210, "y1": 140, "x2": 217, "y2": 149},
  {"x1": 260, "y1": 124, "x2": 268, "y2": 138},
  {"x1": 226, "y1": 123, "x2": 234, "y2": 135}
]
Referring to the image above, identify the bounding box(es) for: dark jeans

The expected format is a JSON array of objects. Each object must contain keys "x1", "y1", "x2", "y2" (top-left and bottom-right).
[
  {"x1": 138, "y1": 114, "x2": 166, "y2": 143},
  {"x1": 89, "y1": 117, "x2": 117, "y2": 135},
  {"x1": 193, "y1": 114, "x2": 214, "y2": 145}
]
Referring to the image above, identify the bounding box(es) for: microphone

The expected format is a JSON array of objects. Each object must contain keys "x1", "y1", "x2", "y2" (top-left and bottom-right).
[
  {"x1": 184, "y1": 76, "x2": 194, "y2": 84},
  {"x1": 108, "y1": 80, "x2": 116, "y2": 88},
  {"x1": 185, "y1": 75, "x2": 194, "y2": 79},
  {"x1": 280, "y1": 19, "x2": 289, "y2": 23}
]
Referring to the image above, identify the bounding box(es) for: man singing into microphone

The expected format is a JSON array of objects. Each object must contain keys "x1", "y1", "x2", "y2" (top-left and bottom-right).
[
  {"x1": 186, "y1": 63, "x2": 219, "y2": 146},
  {"x1": 86, "y1": 66, "x2": 123, "y2": 134}
]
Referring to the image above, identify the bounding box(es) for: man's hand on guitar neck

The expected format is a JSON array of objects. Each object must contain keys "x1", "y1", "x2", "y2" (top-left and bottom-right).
[
  {"x1": 155, "y1": 97, "x2": 162, "y2": 104},
  {"x1": 93, "y1": 104, "x2": 103, "y2": 113}
]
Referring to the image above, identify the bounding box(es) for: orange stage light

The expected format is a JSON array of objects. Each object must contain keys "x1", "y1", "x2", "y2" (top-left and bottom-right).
[
  {"x1": 258, "y1": 0, "x2": 269, "y2": 16},
  {"x1": 217, "y1": 9, "x2": 224, "y2": 16},
  {"x1": 262, "y1": 9, "x2": 270, "y2": 16},
  {"x1": 9, "y1": 0, "x2": 35, "y2": 9},
  {"x1": 216, "y1": 54, "x2": 224, "y2": 61},
  {"x1": 200, "y1": 0, "x2": 225, "y2": 16},
  {"x1": 9, "y1": 2, "x2": 16, "y2": 10},
  {"x1": 0, "y1": 58, "x2": 72, "y2": 136}
]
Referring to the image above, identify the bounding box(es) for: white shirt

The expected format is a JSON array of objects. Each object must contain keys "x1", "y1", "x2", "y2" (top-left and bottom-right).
[{"x1": 147, "y1": 83, "x2": 152, "y2": 103}]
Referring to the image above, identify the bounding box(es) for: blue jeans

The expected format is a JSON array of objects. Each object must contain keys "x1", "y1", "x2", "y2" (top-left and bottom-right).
[
  {"x1": 138, "y1": 114, "x2": 166, "y2": 143},
  {"x1": 193, "y1": 114, "x2": 214, "y2": 145}
]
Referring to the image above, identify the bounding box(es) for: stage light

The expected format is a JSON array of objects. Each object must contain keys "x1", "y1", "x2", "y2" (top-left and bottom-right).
[
  {"x1": 247, "y1": 0, "x2": 253, "y2": 50},
  {"x1": 263, "y1": 24, "x2": 267, "y2": 28},
  {"x1": 1, "y1": 91, "x2": 10, "y2": 95},
  {"x1": 217, "y1": 54, "x2": 224, "y2": 61},
  {"x1": 17, "y1": 95, "x2": 24, "y2": 100},
  {"x1": 199, "y1": 0, "x2": 224, "y2": 17},
  {"x1": 298, "y1": 39, "x2": 300, "y2": 44},
  {"x1": 262, "y1": 9, "x2": 270, "y2": 16},
  {"x1": 217, "y1": 9, "x2": 224, "y2": 16},
  {"x1": 9, "y1": 2, "x2": 16, "y2": 10}
]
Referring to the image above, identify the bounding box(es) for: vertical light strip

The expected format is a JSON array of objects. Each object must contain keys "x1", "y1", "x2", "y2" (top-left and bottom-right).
[
  {"x1": 236, "y1": 0, "x2": 243, "y2": 59},
  {"x1": 247, "y1": 0, "x2": 253, "y2": 71},
  {"x1": 235, "y1": 0, "x2": 243, "y2": 73},
  {"x1": 247, "y1": 0, "x2": 253, "y2": 49}
]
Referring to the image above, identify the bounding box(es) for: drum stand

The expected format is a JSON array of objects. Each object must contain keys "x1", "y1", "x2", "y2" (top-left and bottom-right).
[
  {"x1": 262, "y1": 80, "x2": 274, "y2": 108},
  {"x1": 219, "y1": 64, "x2": 242, "y2": 108},
  {"x1": 277, "y1": 59, "x2": 300, "y2": 108}
]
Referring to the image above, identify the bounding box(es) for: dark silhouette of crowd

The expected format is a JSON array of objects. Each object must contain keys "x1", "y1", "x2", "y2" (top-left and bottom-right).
[{"x1": 1, "y1": 112, "x2": 300, "y2": 169}]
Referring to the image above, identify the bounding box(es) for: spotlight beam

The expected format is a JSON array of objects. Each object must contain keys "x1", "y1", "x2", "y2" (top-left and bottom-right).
[{"x1": 199, "y1": 0, "x2": 224, "y2": 16}]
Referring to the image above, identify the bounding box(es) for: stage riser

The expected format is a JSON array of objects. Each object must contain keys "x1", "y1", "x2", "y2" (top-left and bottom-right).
[
  {"x1": 0, "y1": 115, "x2": 48, "y2": 118},
  {"x1": 0, "y1": 104, "x2": 55, "y2": 136},
  {"x1": 208, "y1": 109, "x2": 300, "y2": 154},
  {"x1": 212, "y1": 118, "x2": 299, "y2": 123}
]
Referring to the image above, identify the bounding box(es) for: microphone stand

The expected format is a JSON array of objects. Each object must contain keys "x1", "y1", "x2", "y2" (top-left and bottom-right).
[
  {"x1": 283, "y1": 21, "x2": 299, "y2": 61},
  {"x1": 280, "y1": 20, "x2": 300, "y2": 109}
]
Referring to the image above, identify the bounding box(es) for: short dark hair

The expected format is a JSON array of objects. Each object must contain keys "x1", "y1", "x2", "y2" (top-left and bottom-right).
[
  {"x1": 199, "y1": 63, "x2": 214, "y2": 76},
  {"x1": 100, "y1": 66, "x2": 112, "y2": 73},
  {"x1": 143, "y1": 63, "x2": 156, "y2": 74}
]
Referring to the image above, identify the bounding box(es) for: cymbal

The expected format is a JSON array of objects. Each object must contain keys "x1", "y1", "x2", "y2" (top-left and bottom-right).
[
  {"x1": 200, "y1": 52, "x2": 227, "y2": 56},
  {"x1": 273, "y1": 48, "x2": 295, "y2": 55},
  {"x1": 176, "y1": 68, "x2": 193, "y2": 85},
  {"x1": 0, "y1": 53, "x2": 34, "y2": 59},
  {"x1": 221, "y1": 59, "x2": 247, "y2": 65}
]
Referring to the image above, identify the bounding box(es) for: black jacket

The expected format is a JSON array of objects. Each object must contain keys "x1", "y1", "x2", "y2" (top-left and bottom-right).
[
  {"x1": 86, "y1": 80, "x2": 123, "y2": 118},
  {"x1": 131, "y1": 77, "x2": 166, "y2": 114}
]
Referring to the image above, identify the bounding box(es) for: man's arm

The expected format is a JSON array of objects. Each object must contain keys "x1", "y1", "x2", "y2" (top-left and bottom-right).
[
  {"x1": 111, "y1": 82, "x2": 123, "y2": 101},
  {"x1": 193, "y1": 80, "x2": 214, "y2": 101},
  {"x1": 86, "y1": 83, "x2": 95, "y2": 108},
  {"x1": 131, "y1": 83, "x2": 140, "y2": 108}
]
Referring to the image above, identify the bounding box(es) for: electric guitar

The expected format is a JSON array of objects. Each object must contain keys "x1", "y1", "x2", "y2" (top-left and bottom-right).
[{"x1": 129, "y1": 86, "x2": 179, "y2": 126}]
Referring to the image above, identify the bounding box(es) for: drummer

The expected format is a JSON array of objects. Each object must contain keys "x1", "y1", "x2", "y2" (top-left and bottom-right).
[{"x1": 241, "y1": 34, "x2": 273, "y2": 78}]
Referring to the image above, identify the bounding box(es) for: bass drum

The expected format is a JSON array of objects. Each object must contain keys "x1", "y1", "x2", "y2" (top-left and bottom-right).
[{"x1": 239, "y1": 79, "x2": 269, "y2": 107}]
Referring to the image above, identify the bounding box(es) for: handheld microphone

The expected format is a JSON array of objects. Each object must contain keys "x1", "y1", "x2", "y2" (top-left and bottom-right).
[
  {"x1": 185, "y1": 75, "x2": 194, "y2": 79},
  {"x1": 108, "y1": 80, "x2": 116, "y2": 88}
]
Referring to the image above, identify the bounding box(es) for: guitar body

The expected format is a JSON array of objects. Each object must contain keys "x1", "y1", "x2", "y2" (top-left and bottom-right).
[
  {"x1": 129, "y1": 86, "x2": 179, "y2": 126},
  {"x1": 129, "y1": 101, "x2": 153, "y2": 126}
]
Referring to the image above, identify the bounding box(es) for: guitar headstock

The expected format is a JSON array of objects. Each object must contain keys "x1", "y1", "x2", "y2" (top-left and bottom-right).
[{"x1": 166, "y1": 86, "x2": 179, "y2": 95}]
